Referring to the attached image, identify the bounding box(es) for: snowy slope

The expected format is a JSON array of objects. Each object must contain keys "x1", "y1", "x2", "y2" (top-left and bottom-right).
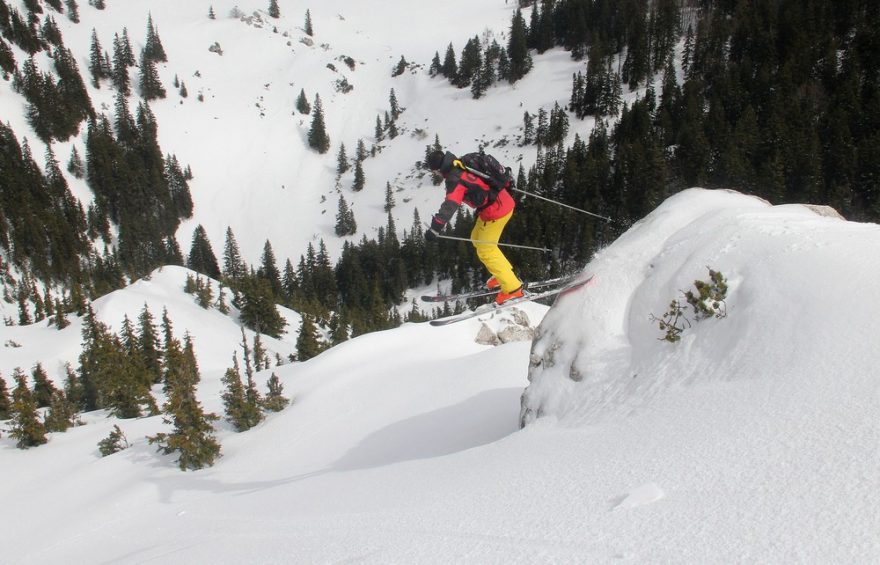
[
  {"x1": 2, "y1": 188, "x2": 879, "y2": 563},
  {"x1": 0, "y1": 0, "x2": 585, "y2": 265}
]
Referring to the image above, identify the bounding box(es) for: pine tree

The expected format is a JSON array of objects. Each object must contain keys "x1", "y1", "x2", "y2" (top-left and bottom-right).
[
  {"x1": 429, "y1": 51, "x2": 442, "y2": 77},
  {"x1": 236, "y1": 276, "x2": 286, "y2": 337},
  {"x1": 222, "y1": 227, "x2": 246, "y2": 280},
  {"x1": 389, "y1": 88, "x2": 401, "y2": 120},
  {"x1": 65, "y1": 0, "x2": 80, "y2": 23},
  {"x1": 9, "y1": 369, "x2": 48, "y2": 449},
  {"x1": 208, "y1": 6, "x2": 215, "y2": 19},
  {"x1": 258, "y1": 239, "x2": 282, "y2": 297},
  {"x1": 336, "y1": 142, "x2": 349, "y2": 175},
  {"x1": 392, "y1": 55, "x2": 408, "y2": 77},
  {"x1": 304, "y1": 9, "x2": 313, "y2": 36},
  {"x1": 143, "y1": 13, "x2": 167, "y2": 63},
  {"x1": 239, "y1": 329, "x2": 264, "y2": 426},
  {"x1": 384, "y1": 182, "x2": 396, "y2": 212},
  {"x1": 67, "y1": 145, "x2": 85, "y2": 178},
  {"x1": 507, "y1": 8, "x2": 532, "y2": 83},
  {"x1": 262, "y1": 373, "x2": 289, "y2": 411},
  {"x1": 221, "y1": 355, "x2": 253, "y2": 432},
  {"x1": 148, "y1": 332, "x2": 220, "y2": 471},
  {"x1": 44, "y1": 390, "x2": 77, "y2": 433},
  {"x1": 187, "y1": 225, "x2": 221, "y2": 279},
  {"x1": 352, "y1": 157, "x2": 365, "y2": 191},
  {"x1": 139, "y1": 49, "x2": 166, "y2": 100},
  {"x1": 111, "y1": 34, "x2": 127, "y2": 91},
  {"x1": 88, "y1": 29, "x2": 109, "y2": 87},
  {"x1": 0, "y1": 374, "x2": 12, "y2": 420},
  {"x1": 441, "y1": 43, "x2": 457, "y2": 80},
  {"x1": 335, "y1": 195, "x2": 356, "y2": 236},
  {"x1": 268, "y1": 0, "x2": 280, "y2": 19},
  {"x1": 138, "y1": 303, "x2": 163, "y2": 385},
  {"x1": 295, "y1": 88, "x2": 310, "y2": 114},
  {"x1": 307, "y1": 94, "x2": 330, "y2": 153},
  {"x1": 296, "y1": 314, "x2": 321, "y2": 361},
  {"x1": 97, "y1": 425, "x2": 130, "y2": 456},
  {"x1": 31, "y1": 362, "x2": 58, "y2": 408},
  {"x1": 121, "y1": 28, "x2": 135, "y2": 66}
]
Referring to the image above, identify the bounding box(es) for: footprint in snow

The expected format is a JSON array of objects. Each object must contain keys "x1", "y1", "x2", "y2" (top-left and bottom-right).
[{"x1": 610, "y1": 483, "x2": 665, "y2": 511}]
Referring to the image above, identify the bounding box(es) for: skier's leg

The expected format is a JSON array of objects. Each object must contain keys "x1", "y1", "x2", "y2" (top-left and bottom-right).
[{"x1": 471, "y1": 212, "x2": 521, "y2": 293}]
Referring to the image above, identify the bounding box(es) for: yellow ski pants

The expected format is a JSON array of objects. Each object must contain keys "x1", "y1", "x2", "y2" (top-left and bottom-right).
[{"x1": 471, "y1": 211, "x2": 521, "y2": 293}]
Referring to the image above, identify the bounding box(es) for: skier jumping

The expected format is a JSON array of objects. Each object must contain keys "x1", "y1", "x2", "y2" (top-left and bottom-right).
[{"x1": 424, "y1": 149, "x2": 524, "y2": 305}]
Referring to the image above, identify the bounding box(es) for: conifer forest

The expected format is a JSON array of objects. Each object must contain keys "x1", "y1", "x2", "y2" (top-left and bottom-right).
[{"x1": 1, "y1": 0, "x2": 878, "y2": 340}]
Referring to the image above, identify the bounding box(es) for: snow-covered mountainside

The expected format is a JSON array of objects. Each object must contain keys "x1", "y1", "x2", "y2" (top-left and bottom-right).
[
  {"x1": 2, "y1": 188, "x2": 879, "y2": 563},
  {"x1": 1, "y1": 0, "x2": 587, "y2": 264}
]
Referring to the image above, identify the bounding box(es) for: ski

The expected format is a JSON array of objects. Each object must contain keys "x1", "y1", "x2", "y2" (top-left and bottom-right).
[
  {"x1": 428, "y1": 275, "x2": 595, "y2": 326},
  {"x1": 420, "y1": 274, "x2": 580, "y2": 303}
]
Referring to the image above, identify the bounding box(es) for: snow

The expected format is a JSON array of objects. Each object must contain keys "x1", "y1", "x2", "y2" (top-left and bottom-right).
[
  {"x1": 2, "y1": 188, "x2": 879, "y2": 563},
  {"x1": 1, "y1": 0, "x2": 879, "y2": 562}
]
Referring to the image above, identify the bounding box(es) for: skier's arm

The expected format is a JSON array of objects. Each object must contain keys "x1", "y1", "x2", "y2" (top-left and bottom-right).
[{"x1": 431, "y1": 184, "x2": 466, "y2": 231}]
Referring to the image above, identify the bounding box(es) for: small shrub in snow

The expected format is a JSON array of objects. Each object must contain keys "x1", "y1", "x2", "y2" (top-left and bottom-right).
[
  {"x1": 650, "y1": 299, "x2": 690, "y2": 343},
  {"x1": 685, "y1": 269, "x2": 728, "y2": 320},
  {"x1": 97, "y1": 425, "x2": 130, "y2": 456},
  {"x1": 651, "y1": 269, "x2": 729, "y2": 342}
]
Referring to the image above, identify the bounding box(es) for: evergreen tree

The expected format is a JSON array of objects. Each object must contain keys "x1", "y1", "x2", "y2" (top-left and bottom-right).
[
  {"x1": 261, "y1": 373, "x2": 289, "y2": 411},
  {"x1": 222, "y1": 227, "x2": 246, "y2": 280},
  {"x1": 295, "y1": 314, "x2": 321, "y2": 361},
  {"x1": 236, "y1": 276, "x2": 286, "y2": 337},
  {"x1": 139, "y1": 49, "x2": 166, "y2": 100},
  {"x1": 268, "y1": 0, "x2": 280, "y2": 19},
  {"x1": 336, "y1": 142, "x2": 349, "y2": 175},
  {"x1": 221, "y1": 354, "x2": 260, "y2": 432},
  {"x1": 392, "y1": 55, "x2": 408, "y2": 77},
  {"x1": 384, "y1": 182, "x2": 396, "y2": 212},
  {"x1": 295, "y1": 88, "x2": 310, "y2": 114},
  {"x1": 335, "y1": 195, "x2": 357, "y2": 236},
  {"x1": 307, "y1": 94, "x2": 330, "y2": 153},
  {"x1": 44, "y1": 390, "x2": 77, "y2": 433},
  {"x1": 352, "y1": 157, "x2": 365, "y2": 191},
  {"x1": 109, "y1": 32, "x2": 130, "y2": 94},
  {"x1": 138, "y1": 303, "x2": 163, "y2": 384},
  {"x1": 30, "y1": 362, "x2": 57, "y2": 408},
  {"x1": 0, "y1": 374, "x2": 11, "y2": 420},
  {"x1": 389, "y1": 88, "x2": 401, "y2": 120},
  {"x1": 456, "y1": 36, "x2": 482, "y2": 88},
  {"x1": 187, "y1": 225, "x2": 221, "y2": 279},
  {"x1": 208, "y1": 6, "x2": 215, "y2": 20},
  {"x1": 9, "y1": 369, "x2": 48, "y2": 448},
  {"x1": 258, "y1": 239, "x2": 282, "y2": 297},
  {"x1": 97, "y1": 424, "x2": 130, "y2": 456},
  {"x1": 65, "y1": 0, "x2": 80, "y2": 23},
  {"x1": 429, "y1": 51, "x2": 442, "y2": 77},
  {"x1": 304, "y1": 9, "x2": 313, "y2": 36},
  {"x1": 507, "y1": 8, "x2": 532, "y2": 83},
  {"x1": 121, "y1": 28, "x2": 135, "y2": 66},
  {"x1": 375, "y1": 114, "x2": 384, "y2": 142},
  {"x1": 441, "y1": 43, "x2": 457, "y2": 80},
  {"x1": 67, "y1": 145, "x2": 85, "y2": 178},
  {"x1": 143, "y1": 13, "x2": 167, "y2": 63},
  {"x1": 148, "y1": 332, "x2": 220, "y2": 471}
]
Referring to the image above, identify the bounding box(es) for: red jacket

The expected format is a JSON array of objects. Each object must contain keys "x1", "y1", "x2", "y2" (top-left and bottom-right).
[{"x1": 432, "y1": 168, "x2": 515, "y2": 229}]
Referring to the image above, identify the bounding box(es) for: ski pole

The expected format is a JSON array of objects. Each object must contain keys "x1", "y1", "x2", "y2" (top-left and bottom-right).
[
  {"x1": 510, "y1": 187, "x2": 616, "y2": 223},
  {"x1": 458, "y1": 163, "x2": 616, "y2": 223},
  {"x1": 425, "y1": 226, "x2": 551, "y2": 252}
]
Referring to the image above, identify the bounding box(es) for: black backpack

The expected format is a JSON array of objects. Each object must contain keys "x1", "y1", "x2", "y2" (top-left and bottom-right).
[{"x1": 458, "y1": 151, "x2": 513, "y2": 191}]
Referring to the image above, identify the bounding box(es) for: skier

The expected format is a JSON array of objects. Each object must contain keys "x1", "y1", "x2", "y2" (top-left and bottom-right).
[{"x1": 424, "y1": 149, "x2": 524, "y2": 305}]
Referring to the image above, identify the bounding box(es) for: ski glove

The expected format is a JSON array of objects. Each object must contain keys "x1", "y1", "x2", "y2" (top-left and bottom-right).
[{"x1": 424, "y1": 228, "x2": 439, "y2": 242}]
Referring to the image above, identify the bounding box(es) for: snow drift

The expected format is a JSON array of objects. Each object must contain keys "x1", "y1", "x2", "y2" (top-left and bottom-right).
[{"x1": 522, "y1": 188, "x2": 880, "y2": 426}]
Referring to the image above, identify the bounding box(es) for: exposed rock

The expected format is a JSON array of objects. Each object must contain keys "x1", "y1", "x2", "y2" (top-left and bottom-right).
[
  {"x1": 498, "y1": 325, "x2": 534, "y2": 343},
  {"x1": 475, "y1": 323, "x2": 501, "y2": 346}
]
